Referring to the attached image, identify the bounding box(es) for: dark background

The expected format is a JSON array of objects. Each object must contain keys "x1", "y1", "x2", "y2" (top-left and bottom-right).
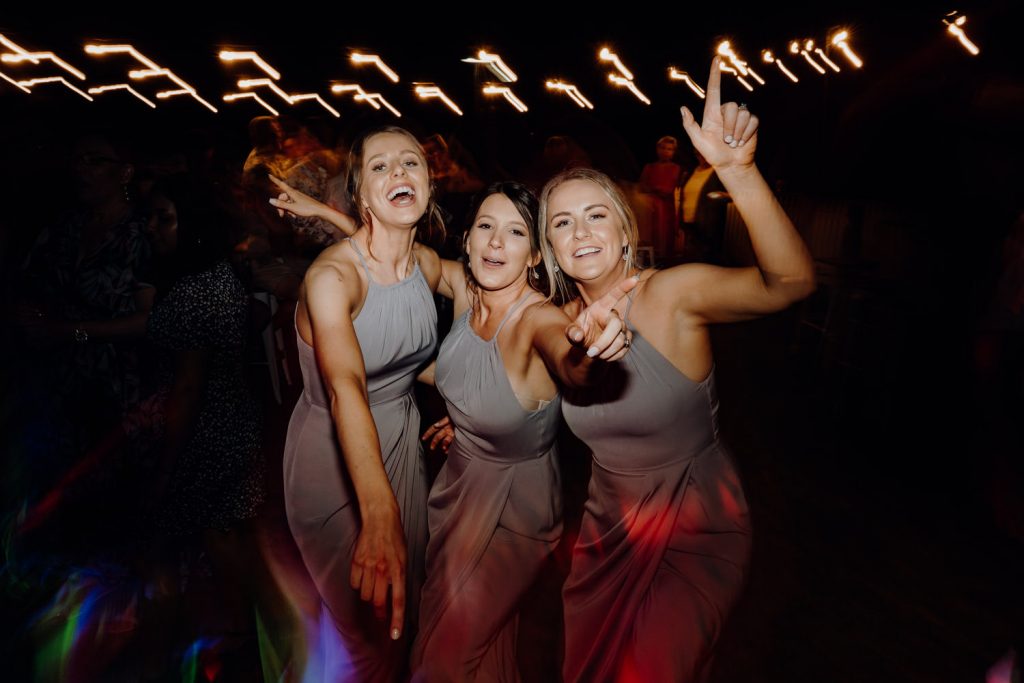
[{"x1": 2, "y1": 3, "x2": 1023, "y2": 681}]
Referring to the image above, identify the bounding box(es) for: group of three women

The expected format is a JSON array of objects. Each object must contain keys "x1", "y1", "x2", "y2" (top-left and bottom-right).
[{"x1": 278, "y1": 59, "x2": 816, "y2": 682}]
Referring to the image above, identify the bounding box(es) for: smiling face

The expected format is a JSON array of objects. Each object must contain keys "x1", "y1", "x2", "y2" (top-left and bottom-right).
[
  {"x1": 355, "y1": 131, "x2": 430, "y2": 230},
  {"x1": 544, "y1": 178, "x2": 632, "y2": 292},
  {"x1": 466, "y1": 193, "x2": 539, "y2": 293}
]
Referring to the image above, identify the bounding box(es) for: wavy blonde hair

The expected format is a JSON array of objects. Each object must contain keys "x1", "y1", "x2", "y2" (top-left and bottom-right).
[{"x1": 537, "y1": 168, "x2": 639, "y2": 304}]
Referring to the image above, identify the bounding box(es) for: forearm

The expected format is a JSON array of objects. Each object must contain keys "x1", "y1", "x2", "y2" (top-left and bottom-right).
[
  {"x1": 70, "y1": 310, "x2": 151, "y2": 343},
  {"x1": 160, "y1": 384, "x2": 201, "y2": 474},
  {"x1": 416, "y1": 361, "x2": 436, "y2": 387},
  {"x1": 553, "y1": 345, "x2": 602, "y2": 388},
  {"x1": 314, "y1": 204, "x2": 357, "y2": 237},
  {"x1": 717, "y1": 164, "x2": 815, "y2": 295},
  {"x1": 329, "y1": 379, "x2": 400, "y2": 519},
  {"x1": 159, "y1": 353, "x2": 207, "y2": 474}
]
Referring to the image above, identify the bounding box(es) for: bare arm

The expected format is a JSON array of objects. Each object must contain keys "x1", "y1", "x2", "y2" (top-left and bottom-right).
[
  {"x1": 648, "y1": 57, "x2": 815, "y2": 325},
  {"x1": 269, "y1": 175, "x2": 357, "y2": 237},
  {"x1": 436, "y1": 257, "x2": 470, "y2": 316},
  {"x1": 416, "y1": 360, "x2": 436, "y2": 387},
  {"x1": 154, "y1": 348, "x2": 208, "y2": 498},
  {"x1": 78, "y1": 286, "x2": 156, "y2": 340},
  {"x1": 17, "y1": 286, "x2": 154, "y2": 347},
  {"x1": 533, "y1": 276, "x2": 638, "y2": 387},
  {"x1": 304, "y1": 262, "x2": 407, "y2": 639}
]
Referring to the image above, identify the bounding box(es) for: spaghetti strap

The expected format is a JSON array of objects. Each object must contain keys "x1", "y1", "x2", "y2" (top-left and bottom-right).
[
  {"x1": 346, "y1": 238, "x2": 372, "y2": 277},
  {"x1": 623, "y1": 288, "x2": 638, "y2": 327},
  {"x1": 493, "y1": 292, "x2": 534, "y2": 339}
]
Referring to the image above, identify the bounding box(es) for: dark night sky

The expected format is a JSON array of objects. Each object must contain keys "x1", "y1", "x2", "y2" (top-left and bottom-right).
[{"x1": 1, "y1": 2, "x2": 1022, "y2": 209}]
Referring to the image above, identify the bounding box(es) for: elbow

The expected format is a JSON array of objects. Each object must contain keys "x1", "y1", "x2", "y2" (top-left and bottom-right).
[
  {"x1": 790, "y1": 269, "x2": 817, "y2": 301},
  {"x1": 782, "y1": 273, "x2": 817, "y2": 305},
  {"x1": 762, "y1": 270, "x2": 816, "y2": 310}
]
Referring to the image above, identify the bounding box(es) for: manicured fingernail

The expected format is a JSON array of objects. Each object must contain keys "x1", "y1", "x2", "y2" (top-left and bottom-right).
[
  {"x1": 391, "y1": 628, "x2": 401, "y2": 640},
  {"x1": 729, "y1": 140, "x2": 738, "y2": 148},
  {"x1": 587, "y1": 346, "x2": 599, "y2": 358},
  {"x1": 737, "y1": 140, "x2": 745, "y2": 147},
  {"x1": 724, "y1": 135, "x2": 733, "y2": 144}
]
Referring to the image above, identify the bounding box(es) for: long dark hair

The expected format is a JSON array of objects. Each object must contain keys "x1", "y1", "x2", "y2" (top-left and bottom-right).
[
  {"x1": 462, "y1": 181, "x2": 553, "y2": 301},
  {"x1": 150, "y1": 177, "x2": 234, "y2": 283}
]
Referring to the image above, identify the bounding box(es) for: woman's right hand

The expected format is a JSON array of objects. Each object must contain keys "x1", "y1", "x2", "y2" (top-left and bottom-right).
[
  {"x1": 268, "y1": 175, "x2": 325, "y2": 219},
  {"x1": 566, "y1": 274, "x2": 640, "y2": 361},
  {"x1": 351, "y1": 503, "x2": 407, "y2": 640}
]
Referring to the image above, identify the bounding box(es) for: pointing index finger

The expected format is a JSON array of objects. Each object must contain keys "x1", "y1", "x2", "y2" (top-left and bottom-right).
[
  {"x1": 704, "y1": 56, "x2": 722, "y2": 121},
  {"x1": 594, "y1": 274, "x2": 640, "y2": 313}
]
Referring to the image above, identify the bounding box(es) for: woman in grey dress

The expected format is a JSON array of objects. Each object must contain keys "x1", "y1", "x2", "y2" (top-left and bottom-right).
[
  {"x1": 279, "y1": 126, "x2": 449, "y2": 681},
  {"x1": 539, "y1": 59, "x2": 817, "y2": 682},
  {"x1": 411, "y1": 182, "x2": 634, "y2": 682}
]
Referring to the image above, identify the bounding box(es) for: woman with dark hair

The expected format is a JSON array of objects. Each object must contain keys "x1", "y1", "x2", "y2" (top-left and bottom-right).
[
  {"x1": 411, "y1": 182, "x2": 633, "y2": 682},
  {"x1": 142, "y1": 179, "x2": 263, "y2": 535},
  {"x1": 278, "y1": 126, "x2": 447, "y2": 681},
  {"x1": 538, "y1": 60, "x2": 816, "y2": 681}
]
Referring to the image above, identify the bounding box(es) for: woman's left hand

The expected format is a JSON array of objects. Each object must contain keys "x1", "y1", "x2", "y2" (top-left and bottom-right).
[
  {"x1": 268, "y1": 175, "x2": 324, "y2": 219},
  {"x1": 421, "y1": 416, "x2": 455, "y2": 453},
  {"x1": 680, "y1": 57, "x2": 759, "y2": 173}
]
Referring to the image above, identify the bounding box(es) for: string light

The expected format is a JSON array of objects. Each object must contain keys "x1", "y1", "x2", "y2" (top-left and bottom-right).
[
  {"x1": 545, "y1": 80, "x2": 594, "y2": 109},
  {"x1": 350, "y1": 52, "x2": 400, "y2": 82},
  {"x1": 462, "y1": 50, "x2": 517, "y2": 82}
]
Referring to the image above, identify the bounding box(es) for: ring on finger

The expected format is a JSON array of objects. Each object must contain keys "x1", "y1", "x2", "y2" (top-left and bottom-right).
[{"x1": 738, "y1": 102, "x2": 748, "y2": 111}]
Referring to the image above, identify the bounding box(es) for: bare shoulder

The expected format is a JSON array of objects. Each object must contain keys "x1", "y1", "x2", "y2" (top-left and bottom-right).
[
  {"x1": 304, "y1": 243, "x2": 361, "y2": 302},
  {"x1": 638, "y1": 263, "x2": 717, "y2": 312},
  {"x1": 414, "y1": 242, "x2": 442, "y2": 291},
  {"x1": 521, "y1": 297, "x2": 572, "y2": 331}
]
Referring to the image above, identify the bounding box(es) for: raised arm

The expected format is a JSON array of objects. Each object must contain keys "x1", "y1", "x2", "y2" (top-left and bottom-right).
[
  {"x1": 269, "y1": 175, "x2": 357, "y2": 237},
  {"x1": 303, "y1": 263, "x2": 406, "y2": 640},
  {"x1": 649, "y1": 57, "x2": 815, "y2": 324}
]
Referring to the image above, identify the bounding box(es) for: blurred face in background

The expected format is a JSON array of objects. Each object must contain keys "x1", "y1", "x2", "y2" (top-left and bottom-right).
[
  {"x1": 145, "y1": 194, "x2": 178, "y2": 256},
  {"x1": 656, "y1": 139, "x2": 677, "y2": 162},
  {"x1": 72, "y1": 135, "x2": 132, "y2": 205}
]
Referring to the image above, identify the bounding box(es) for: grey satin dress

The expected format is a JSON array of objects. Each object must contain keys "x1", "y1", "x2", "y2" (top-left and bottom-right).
[
  {"x1": 283, "y1": 240, "x2": 436, "y2": 682},
  {"x1": 560, "y1": 294, "x2": 752, "y2": 683},
  {"x1": 413, "y1": 296, "x2": 562, "y2": 682}
]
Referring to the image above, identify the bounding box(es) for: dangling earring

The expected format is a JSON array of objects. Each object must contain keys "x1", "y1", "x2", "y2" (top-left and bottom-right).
[
  {"x1": 529, "y1": 267, "x2": 537, "y2": 280},
  {"x1": 553, "y1": 263, "x2": 560, "y2": 273},
  {"x1": 122, "y1": 184, "x2": 131, "y2": 203},
  {"x1": 622, "y1": 245, "x2": 631, "y2": 262}
]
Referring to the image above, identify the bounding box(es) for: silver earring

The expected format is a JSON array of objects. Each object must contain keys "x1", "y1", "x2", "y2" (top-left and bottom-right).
[
  {"x1": 553, "y1": 264, "x2": 560, "y2": 273},
  {"x1": 529, "y1": 267, "x2": 538, "y2": 280},
  {"x1": 622, "y1": 245, "x2": 631, "y2": 262}
]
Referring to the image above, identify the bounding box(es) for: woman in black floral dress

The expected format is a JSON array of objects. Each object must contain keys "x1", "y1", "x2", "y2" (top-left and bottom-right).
[{"x1": 143, "y1": 180, "x2": 264, "y2": 535}]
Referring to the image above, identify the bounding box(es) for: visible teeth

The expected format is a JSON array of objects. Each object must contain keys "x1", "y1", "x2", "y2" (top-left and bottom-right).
[
  {"x1": 574, "y1": 247, "x2": 600, "y2": 257},
  {"x1": 387, "y1": 185, "x2": 415, "y2": 201}
]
